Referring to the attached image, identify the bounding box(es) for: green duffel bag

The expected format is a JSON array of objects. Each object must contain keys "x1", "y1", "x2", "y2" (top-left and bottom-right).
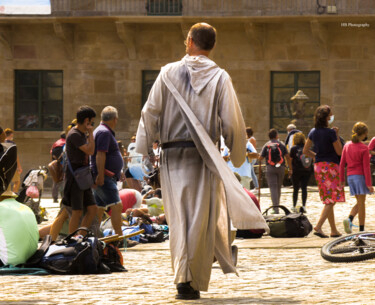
[{"x1": 263, "y1": 205, "x2": 312, "y2": 238}]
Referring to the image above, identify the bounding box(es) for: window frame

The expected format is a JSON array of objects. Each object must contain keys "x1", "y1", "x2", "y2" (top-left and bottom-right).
[
  {"x1": 270, "y1": 71, "x2": 320, "y2": 133},
  {"x1": 141, "y1": 70, "x2": 160, "y2": 109},
  {"x1": 14, "y1": 70, "x2": 63, "y2": 131}
]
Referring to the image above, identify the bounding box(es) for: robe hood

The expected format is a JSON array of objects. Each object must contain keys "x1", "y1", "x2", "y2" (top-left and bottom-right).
[{"x1": 183, "y1": 55, "x2": 222, "y2": 95}]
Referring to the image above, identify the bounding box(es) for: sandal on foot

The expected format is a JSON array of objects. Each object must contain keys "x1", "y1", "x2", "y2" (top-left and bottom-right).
[
  {"x1": 314, "y1": 232, "x2": 329, "y2": 238},
  {"x1": 330, "y1": 234, "x2": 342, "y2": 238}
]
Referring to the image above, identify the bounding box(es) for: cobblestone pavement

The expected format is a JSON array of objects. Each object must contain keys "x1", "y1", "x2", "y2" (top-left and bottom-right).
[{"x1": 2, "y1": 187, "x2": 375, "y2": 304}]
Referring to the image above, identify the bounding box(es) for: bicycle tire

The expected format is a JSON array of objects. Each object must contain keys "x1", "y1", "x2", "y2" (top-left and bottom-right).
[{"x1": 321, "y1": 232, "x2": 375, "y2": 263}]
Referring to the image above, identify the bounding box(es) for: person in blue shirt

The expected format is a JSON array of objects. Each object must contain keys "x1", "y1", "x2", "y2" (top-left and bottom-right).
[{"x1": 91, "y1": 106, "x2": 124, "y2": 236}]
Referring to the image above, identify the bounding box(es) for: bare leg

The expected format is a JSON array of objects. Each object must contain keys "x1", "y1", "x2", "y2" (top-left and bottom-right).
[
  {"x1": 80, "y1": 204, "x2": 98, "y2": 235},
  {"x1": 356, "y1": 194, "x2": 366, "y2": 227},
  {"x1": 39, "y1": 224, "x2": 51, "y2": 239},
  {"x1": 69, "y1": 210, "x2": 83, "y2": 234},
  {"x1": 349, "y1": 203, "x2": 359, "y2": 219},
  {"x1": 13, "y1": 181, "x2": 20, "y2": 193},
  {"x1": 110, "y1": 203, "x2": 123, "y2": 236},
  {"x1": 97, "y1": 208, "x2": 105, "y2": 224},
  {"x1": 327, "y1": 204, "x2": 341, "y2": 236},
  {"x1": 314, "y1": 204, "x2": 335, "y2": 235},
  {"x1": 50, "y1": 208, "x2": 69, "y2": 241}
]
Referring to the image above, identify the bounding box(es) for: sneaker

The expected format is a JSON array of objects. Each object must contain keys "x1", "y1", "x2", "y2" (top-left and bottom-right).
[
  {"x1": 343, "y1": 218, "x2": 353, "y2": 234},
  {"x1": 291, "y1": 207, "x2": 298, "y2": 213},
  {"x1": 300, "y1": 206, "x2": 307, "y2": 214}
]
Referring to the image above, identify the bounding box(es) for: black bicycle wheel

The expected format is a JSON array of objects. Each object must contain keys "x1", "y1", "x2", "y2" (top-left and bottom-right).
[{"x1": 321, "y1": 232, "x2": 375, "y2": 262}]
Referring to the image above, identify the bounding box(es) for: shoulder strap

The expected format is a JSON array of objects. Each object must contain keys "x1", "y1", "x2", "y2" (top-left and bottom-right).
[{"x1": 24, "y1": 235, "x2": 52, "y2": 267}]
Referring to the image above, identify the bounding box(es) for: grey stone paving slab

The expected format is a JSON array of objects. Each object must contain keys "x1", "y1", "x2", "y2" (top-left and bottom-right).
[{"x1": 2, "y1": 186, "x2": 375, "y2": 303}]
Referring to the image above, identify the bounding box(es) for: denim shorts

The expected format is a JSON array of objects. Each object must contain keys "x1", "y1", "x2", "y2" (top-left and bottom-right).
[{"x1": 93, "y1": 176, "x2": 121, "y2": 209}]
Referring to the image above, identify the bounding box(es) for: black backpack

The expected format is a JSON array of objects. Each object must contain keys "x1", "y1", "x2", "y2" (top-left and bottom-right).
[
  {"x1": 266, "y1": 143, "x2": 284, "y2": 167},
  {"x1": 38, "y1": 228, "x2": 109, "y2": 275},
  {"x1": 296, "y1": 146, "x2": 313, "y2": 169}
]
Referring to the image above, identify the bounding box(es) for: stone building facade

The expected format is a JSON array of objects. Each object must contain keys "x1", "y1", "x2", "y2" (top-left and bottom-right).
[{"x1": 0, "y1": 0, "x2": 374, "y2": 185}]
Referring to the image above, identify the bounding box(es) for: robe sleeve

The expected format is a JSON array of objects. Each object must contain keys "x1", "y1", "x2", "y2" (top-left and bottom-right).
[
  {"x1": 135, "y1": 73, "x2": 163, "y2": 156},
  {"x1": 218, "y1": 72, "x2": 246, "y2": 168}
]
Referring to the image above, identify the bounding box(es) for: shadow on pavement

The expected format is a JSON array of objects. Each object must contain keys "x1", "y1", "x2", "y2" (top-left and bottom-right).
[{"x1": 193, "y1": 297, "x2": 301, "y2": 304}]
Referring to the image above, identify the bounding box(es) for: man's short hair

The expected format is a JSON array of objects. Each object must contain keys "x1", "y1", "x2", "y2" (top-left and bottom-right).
[
  {"x1": 246, "y1": 127, "x2": 253, "y2": 138},
  {"x1": 154, "y1": 188, "x2": 162, "y2": 199},
  {"x1": 189, "y1": 23, "x2": 216, "y2": 51},
  {"x1": 268, "y1": 128, "x2": 278, "y2": 140},
  {"x1": 101, "y1": 106, "x2": 118, "y2": 122},
  {"x1": 60, "y1": 132, "x2": 66, "y2": 139},
  {"x1": 76, "y1": 106, "x2": 96, "y2": 124},
  {"x1": 4, "y1": 128, "x2": 13, "y2": 137}
]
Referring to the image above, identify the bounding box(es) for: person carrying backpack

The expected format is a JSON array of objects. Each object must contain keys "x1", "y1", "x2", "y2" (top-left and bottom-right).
[
  {"x1": 289, "y1": 132, "x2": 313, "y2": 213},
  {"x1": 260, "y1": 128, "x2": 292, "y2": 214}
]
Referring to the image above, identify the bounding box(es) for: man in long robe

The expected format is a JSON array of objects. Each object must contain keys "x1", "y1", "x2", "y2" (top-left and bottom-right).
[{"x1": 136, "y1": 23, "x2": 268, "y2": 300}]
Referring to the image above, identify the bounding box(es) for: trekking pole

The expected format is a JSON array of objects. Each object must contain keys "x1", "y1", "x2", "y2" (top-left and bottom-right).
[
  {"x1": 257, "y1": 158, "x2": 261, "y2": 203},
  {"x1": 99, "y1": 229, "x2": 145, "y2": 244}
]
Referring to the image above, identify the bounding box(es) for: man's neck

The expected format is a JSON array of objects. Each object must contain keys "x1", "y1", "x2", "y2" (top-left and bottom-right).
[
  {"x1": 76, "y1": 124, "x2": 87, "y2": 134},
  {"x1": 188, "y1": 50, "x2": 210, "y2": 57},
  {"x1": 102, "y1": 121, "x2": 115, "y2": 130}
]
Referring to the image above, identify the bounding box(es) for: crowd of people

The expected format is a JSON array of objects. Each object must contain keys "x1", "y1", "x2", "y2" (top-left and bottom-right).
[{"x1": 1, "y1": 22, "x2": 374, "y2": 301}]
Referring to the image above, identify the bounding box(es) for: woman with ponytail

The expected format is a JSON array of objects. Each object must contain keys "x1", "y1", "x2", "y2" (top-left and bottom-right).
[{"x1": 340, "y1": 122, "x2": 374, "y2": 233}]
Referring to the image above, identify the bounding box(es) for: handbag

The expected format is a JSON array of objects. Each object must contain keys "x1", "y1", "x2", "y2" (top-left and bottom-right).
[
  {"x1": 263, "y1": 205, "x2": 312, "y2": 238},
  {"x1": 26, "y1": 184, "x2": 39, "y2": 199},
  {"x1": 66, "y1": 155, "x2": 94, "y2": 191},
  {"x1": 48, "y1": 159, "x2": 63, "y2": 183}
]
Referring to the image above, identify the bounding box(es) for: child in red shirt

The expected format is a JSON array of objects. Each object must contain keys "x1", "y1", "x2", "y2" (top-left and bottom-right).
[{"x1": 340, "y1": 122, "x2": 374, "y2": 233}]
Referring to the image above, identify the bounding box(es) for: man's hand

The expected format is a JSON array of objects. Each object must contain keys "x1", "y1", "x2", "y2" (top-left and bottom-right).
[{"x1": 95, "y1": 175, "x2": 104, "y2": 186}]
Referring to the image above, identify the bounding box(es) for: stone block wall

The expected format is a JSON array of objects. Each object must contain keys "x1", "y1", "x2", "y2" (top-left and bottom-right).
[{"x1": 0, "y1": 18, "x2": 374, "y2": 186}]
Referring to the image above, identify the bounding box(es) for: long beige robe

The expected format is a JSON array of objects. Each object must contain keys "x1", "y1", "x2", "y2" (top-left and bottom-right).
[{"x1": 136, "y1": 55, "x2": 268, "y2": 291}]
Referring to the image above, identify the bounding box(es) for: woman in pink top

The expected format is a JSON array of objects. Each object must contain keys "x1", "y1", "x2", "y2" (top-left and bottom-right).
[{"x1": 340, "y1": 122, "x2": 374, "y2": 233}]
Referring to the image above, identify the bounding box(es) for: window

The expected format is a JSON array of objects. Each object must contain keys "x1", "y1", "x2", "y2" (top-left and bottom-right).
[
  {"x1": 142, "y1": 70, "x2": 160, "y2": 108},
  {"x1": 15, "y1": 70, "x2": 63, "y2": 131},
  {"x1": 146, "y1": 0, "x2": 182, "y2": 16},
  {"x1": 270, "y1": 71, "x2": 320, "y2": 133}
]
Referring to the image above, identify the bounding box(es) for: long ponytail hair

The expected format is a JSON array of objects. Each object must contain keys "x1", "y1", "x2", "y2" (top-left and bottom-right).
[{"x1": 352, "y1": 122, "x2": 368, "y2": 143}]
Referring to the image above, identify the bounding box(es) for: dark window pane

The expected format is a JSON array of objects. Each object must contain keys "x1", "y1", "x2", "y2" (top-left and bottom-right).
[
  {"x1": 272, "y1": 117, "x2": 294, "y2": 133},
  {"x1": 298, "y1": 73, "x2": 320, "y2": 87},
  {"x1": 272, "y1": 88, "x2": 295, "y2": 103},
  {"x1": 15, "y1": 70, "x2": 63, "y2": 131},
  {"x1": 299, "y1": 88, "x2": 319, "y2": 102},
  {"x1": 273, "y1": 102, "x2": 292, "y2": 117},
  {"x1": 142, "y1": 70, "x2": 160, "y2": 107},
  {"x1": 18, "y1": 87, "x2": 38, "y2": 100},
  {"x1": 305, "y1": 102, "x2": 320, "y2": 117},
  {"x1": 18, "y1": 100, "x2": 39, "y2": 113},
  {"x1": 43, "y1": 72, "x2": 63, "y2": 86},
  {"x1": 18, "y1": 71, "x2": 39, "y2": 86},
  {"x1": 43, "y1": 87, "x2": 63, "y2": 101},
  {"x1": 16, "y1": 114, "x2": 39, "y2": 129},
  {"x1": 273, "y1": 73, "x2": 294, "y2": 87}
]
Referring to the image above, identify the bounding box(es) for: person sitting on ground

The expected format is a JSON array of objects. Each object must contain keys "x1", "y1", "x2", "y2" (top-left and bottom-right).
[{"x1": 142, "y1": 188, "x2": 163, "y2": 216}]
